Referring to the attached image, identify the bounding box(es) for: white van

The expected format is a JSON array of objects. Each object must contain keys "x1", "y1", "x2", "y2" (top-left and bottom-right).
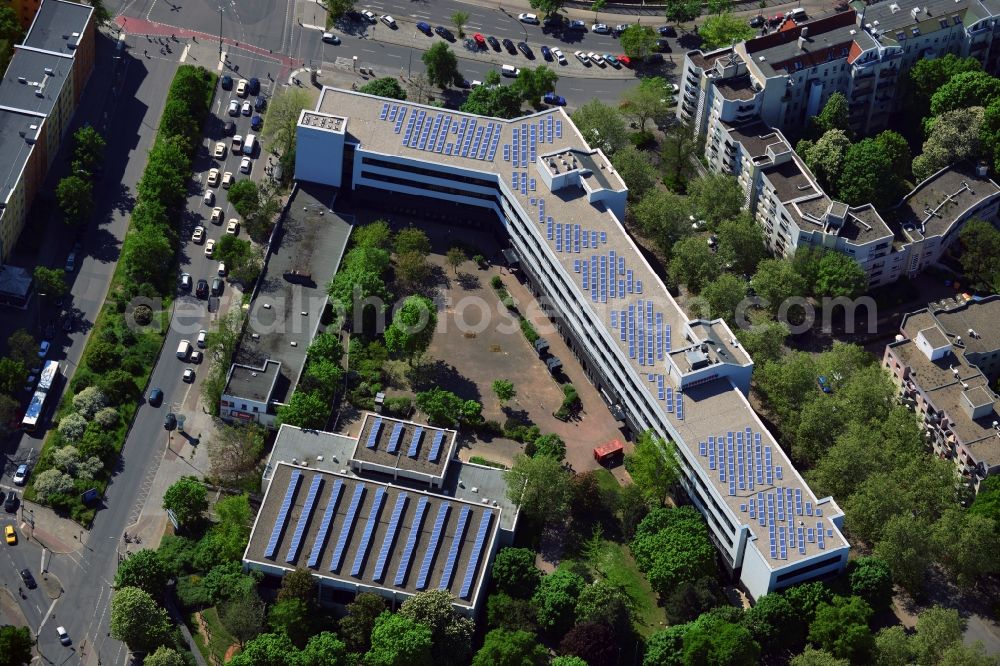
[
  {"x1": 197, "y1": 329, "x2": 208, "y2": 348},
  {"x1": 786, "y1": 7, "x2": 806, "y2": 20},
  {"x1": 243, "y1": 134, "x2": 256, "y2": 157},
  {"x1": 176, "y1": 339, "x2": 192, "y2": 359},
  {"x1": 501, "y1": 64, "x2": 519, "y2": 77}
]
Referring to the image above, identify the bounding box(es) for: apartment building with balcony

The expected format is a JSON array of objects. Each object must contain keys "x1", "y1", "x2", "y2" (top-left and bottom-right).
[{"x1": 883, "y1": 296, "x2": 1000, "y2": 487}]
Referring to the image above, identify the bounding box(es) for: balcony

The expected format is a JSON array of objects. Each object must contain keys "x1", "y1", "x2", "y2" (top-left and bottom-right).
[{"x1": 852, "y1": 86, "x2": 873, "y2": 99}]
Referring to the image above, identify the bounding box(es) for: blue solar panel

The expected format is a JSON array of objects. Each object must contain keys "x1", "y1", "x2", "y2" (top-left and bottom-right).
[
  {"x1": 387, "y1": 422, "x2": 404, "y2": 455},
  {"x1": 285, "y1": 475, "x2": 323, "y2": 563},
  {"x1": 307, "y1": 479, "x2": 344, "y2": 568},
  {"x1": 380, "y1": 103, "x2": 389, "y2": 120},
  {"x1": 429, "y1": 431, "x2": 446, "y2": 462},
  {"x1": 329, "y1": 483, "x2": 366, "y2": 573},
  {"x1": 556, "y1": 120, "x2": 562, "y2": 138},
  {"x1": 438, "y1": 506, "x2": 471, "y2": 590},
  {"x1": 676, "y1": 392, "x2": 684, "y2": 420},
  {"x1": 351, "y1": 487, "x2": 387, "y2": 577},
  {"x1": 416, "y1": 503, "x2": 450, "y2": 590},
  {"x1": 408, "y1": 427, "x2": 424, "y2": 458},
  {"x1": 388, "y1": 106, "x2": 398, "y2": 122},
  {"x1": 394, "y1": 497, "x2": 429, "y2": 586},
  {"x1": 636, "y1": 280, "x2": 643, "y2": 294},
  {"x1": 366, "y1": 418, "x2": 383, "y2": 449},
  {"x1": 265, "y1": 470, "x2": 303, "y2": 559},
  {"x1": 373, "y1": 492, "x2": 408, "y2": 582},
  {"x1": 460, "y1": 510, "x2": 493, "y2": 599}
]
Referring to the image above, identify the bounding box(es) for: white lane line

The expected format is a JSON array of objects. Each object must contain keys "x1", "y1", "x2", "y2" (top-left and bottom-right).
[
  {"x1": 180, "y1": 43, "x2": 190, "y2": 63},
  {"x1": 36, "y1": 598, "x2": 58, "y2": 636}
]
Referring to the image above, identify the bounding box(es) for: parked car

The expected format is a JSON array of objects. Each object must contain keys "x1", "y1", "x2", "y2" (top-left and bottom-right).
[
  {"x1": 749, "y1": 14, "x2": 765, "y2": 27},
  {"x1": 568, "y1": 19, "x2": 586, "y2": 30},
  {"x1": 196, "y1": 279, "x2": 209, "y2": 299},
  {"x1": 64, "y1": 253, "x2": 75, "y2": 272},
  {"x1": 617, "y1": 54, "x2": 632, "y2": 67},
  {"x1": 227, "y1": 219, "x2": 240, "y2": 235},
  {"x1": 218, "y1": 262, "x2": 227, "y2": 276},
  {"x1": 183, "y1": 368, "x2": 195, "y2": 383},
  {"x1": 4, "y1": 493, "x2": 17, "y2": 513},
  {"x1": 204, "y1": 239, "x2": 216, "y2": 258},
  {"x1": 213, "y1": 141, "x2": 226, "y2": 159},
  {"x1": 321, "y1": 32, "x2": 341, "y2": 43},
  {"x1": 222, "y1": 172, "x2": 234, "y2": 188},
  {"x1": 207, "y1": 168, "x2": 220, "y2": 187},
  {"x1": 434, "y1": 25, "x2": 454, "y2": 40},
  {"x1": 254, "y1": 95, "x2": 267, "y2": 112},
  {"x1": 190, "y1": 350, "x2": 203, "y2": 364},
  {"x1": 203, "y1": 188, "x2": 215, "y2": 205},
  {"x1": 502, "y1": 37, "x2": 516, "y2": 53},
  {"x1": 540, "y1": 45, "x2": 552, "y2": 60},
  {"x1": 769, "y1": 13, "x2": 785, "y2": 25},
  {"x1": 248, "y1": 78, "x2": 260, "y2": 95},
  {"x1": 657, "y1": 25, "x2": 677, "y2": 36},
  {"x1": 543, "y1": 92, "x2": 566, "y2": 106},
  {"x1": 552, "y1": 47, "x2": 567, "y2": 64},
  {"x1": 251, "y1": 115, "x2": 263, "y2": 131},
  {"x1": 542, "y1": 15, "x2": 563, "y2": 32},
  {"x1": 603, "y1": 53, "x2": 620, "y2": 67},
  {"x1": 5, "y1": 525, "x2": 16, "y2": 545},
  {"x1": 56, "y1": 627, "x2": 71, "y2": 646},
  {"x1": 241, "y1": 101, "x2": 252, "y2": 116},
  {"x1": 211, "y1": 207, "x2": 223, "y2": 224},
  {"x1": 13, "y1": 464, "x2": 29, "y2": 486},
  {"x1": 240, "y1": 157, "x2": 252, "y2": 174},
  {"x1": 591, "y1": 23, "x2": 610, "y2": 34},
  {"x1": 211, "y1": 276, "x2": 224, "y2": 296},
  {"x1": 473, "y1": 33, "x2": 486, "y2": 48},
  {"x1": 487, "y1": 35, "x2": 501, "y2": 50},
  {"x1": 613, "y1": 23, "x2": 628, "y2": 36},
  {"x1": 416, "y1": 21, "x2": 431, "y2": 34},
  {"x1": 574, "y1": 50, "x2": 590, "y2": 64},
  {"x1": 380, "y1": 15, "x2": 396, "y2": 28},
  {"x1": 223, "y1": 121, "x2": 236, "y2": 135},
  {"x1": 227, "y1": 100, "x2": 240, "y2": 116},
  {"x1": 233, "y1": 134, "x2": 243, "y2": 151},
  {"x1": 236, "y1": 78, "x2": 248, "y2": 96},
  {"x1": 220, "y1": 74, "x2": 233, "y2": 90},
  {"x1": 19, "y1": 568, "x2": 36, "y2": 589},
  {"x1": 517, "y1": 41, "x2": 534, "y2": 58},
  {"x1": 518, "y1": 12, "x2": 539, "y2": 23},
  {"x1": 192, "y1": 226, "x2": 205, "y2": 244},
  {"x1": 164, "y1": 413, "x2": 177, "y2": 430},
  {"x1": 361, "y1": 9, "x2": 376, "y2": 22},
  {"x1": 588, "y1": 52, "x2": 605, "y2": 66},
  {"x1": 37, "y1": 341, "x2": 49, "y2": 358},
  {"x1": 148, "y1": 387, "x2": 163, "y2": 406}
]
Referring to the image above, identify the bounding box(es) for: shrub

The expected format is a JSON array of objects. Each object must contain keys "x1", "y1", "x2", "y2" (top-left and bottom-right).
[
  {"x1": 383, "y1": 396, "x2": 412, "y2": 417},
  {"x1": 519, "y1": 318, "x2": 539, "y2": 343},
  {"x1": 93, "y1": 407, "x2": 120, "y2": 429},
  {"x1": 469, "y1": 456, "x2": 508, "y2": 469},
  {"x1": 132, "y1": 305, "x2": 153, "y2": 326},
  {"x1": 73, "y1": 386, "x2": 109, "y2": 418},
  {"x1": 176, "y1": 574, "x2": 211, "y2": 608},
  {"x1": 33, "y1": 469, "x2": 75, "y2": 500},
  {"x1": 490, "y1": 275, "x2": 504, "y2": 290},
  {"x1": 58, "y1": 413, "x2": 89, "y2": 441}
]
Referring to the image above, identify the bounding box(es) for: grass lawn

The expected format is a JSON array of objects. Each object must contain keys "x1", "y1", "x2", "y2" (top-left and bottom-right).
[
  {"x1": 591, "y1": 467, "x2": 621, "y2": 496},
  {"x1": 189, "y1": 607, "x2": 237, "y2": 663}
]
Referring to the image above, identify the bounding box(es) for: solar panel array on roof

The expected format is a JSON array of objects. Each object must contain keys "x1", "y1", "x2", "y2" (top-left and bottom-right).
[
  {"x1": 330, "y1": 483, "x2": 366, "y2": 572},
  {"x1": 387, "y1": 422, "x2": 404, "y2": 455},
  {"x1": 286, "y1": 475, "x2": 323, "y2": 563},
  {"x1": 366, "y1": 418, "x2": 383, "y2": 449},
  {"x1": 417, "y1": 503, "x2": 450, "y2": 590},
  {"x1": 428, "y1": 431, "x2": 446, "y2": 462},
  {"x1": 307, "y1": 479, "x2": 344, "y2": 568},
  {"x1": 408, "y1": 427, "x2": 424, "y2": 458},
  {"x1": 395, "y1": 497, "x2": 430, "y2": 586},
  {"x1": 351, "y1": 487, "x2": 387, "y2": 576},
  {"x1": 387, "y1": 108, "x2": 503, "y2": 161},
  {"x1": 373, "y1": 492, "x2": 408, "y2": 582},
  {"x1": 460, "y1": 510, "x2": 493, "y2": 599},
  {"x1": 265, "y1": 470, "x2": 303, "y2": 559},
  {"x1": 439, "y1": 506, "x2": 471, "y2": 590}
]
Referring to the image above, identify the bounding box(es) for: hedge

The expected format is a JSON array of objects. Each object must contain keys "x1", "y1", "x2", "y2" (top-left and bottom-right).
[{"x1": 26, "y1": 66, "x2": 217, "y2": 524}]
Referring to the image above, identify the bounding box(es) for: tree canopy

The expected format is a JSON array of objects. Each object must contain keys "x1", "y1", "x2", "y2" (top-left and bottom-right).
[
  {"x1": 359, "y1": 77, "x2": 407, "y2": 100},
  {"x1": 422, "y1": 42, "x2": 459, "y2": 88},
  {"x1": 461, "y1": 71, "x2": 523, "y2": 119},
  {"x1": 504, "y1": 453, "x2": 573, "y2": 521},
  {"x1": 630, "y1": 506, "x2": 717, "y2": 597},
  {"x1": 699, "y1": 12, "x2": 755, "y2": 49},
  {"x1": 532, "y1": 569, "x2": 585, "y2": 635},
  {"x1": 162, "y1": 476, "x2": 207, "y2": 527},
  {"x1": 571, "y1": 99, "x2": 629, "y2": 155},
  {"x1": 624, "y1": 430, "x2": 681, "y2": 506},
  {"x1": 365, "y1": 612, "x2": 433, "y2": 666}
]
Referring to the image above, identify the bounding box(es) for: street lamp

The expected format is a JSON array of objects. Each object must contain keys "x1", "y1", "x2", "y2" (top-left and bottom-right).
[{"x1": 218, "y1": 5, "x2": 223, "y2": 58}]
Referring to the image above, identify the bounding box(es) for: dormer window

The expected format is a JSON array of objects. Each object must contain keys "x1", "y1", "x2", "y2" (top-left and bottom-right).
[
  {"x1": 953, "y1": 15, "x2": 962, "y2": 25},
  {"x1": 912, "y1": 27, "x2": 921, "y2": 36},
  {"x1": 897, "y1": 31, "x2": 906, "y2": 40}
]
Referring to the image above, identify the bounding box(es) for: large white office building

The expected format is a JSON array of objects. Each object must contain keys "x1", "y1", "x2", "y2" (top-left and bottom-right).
[{"x1": 292, "y1": 88, "x2": 850, "y2": 600}]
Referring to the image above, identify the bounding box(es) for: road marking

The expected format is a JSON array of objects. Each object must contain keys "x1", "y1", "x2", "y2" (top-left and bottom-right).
[
  {"x1": 36, "y1": 598, "x2": 58, "y2": 636},
  {"x1": 180, "y1": 43, "x2": 190, "y2": 63}
]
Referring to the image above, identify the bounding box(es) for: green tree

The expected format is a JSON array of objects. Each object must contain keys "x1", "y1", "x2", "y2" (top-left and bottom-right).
[
  {"x1": 907, "y1": 54, "x2": 981, "y2": 112},
  {"x1": 528, "y1": 0, "x2": 565, "y2": 17},
  {"x1": 751, "y1": 259, "x2": 808, "y2": 315},
  {"x1": 0, "y1": 625, "x2": 34, "y2": 666},
  {"x1": 109, "y1": 586, "x2": 173, "y2": 653},
  {"x1": 352, "y1": 220, "x2": 393, "y2": 249},
  {"x1": 625, "y1": 430, "x2": 680, "y2": 506},
  {"x1": 792, "y1": 648, "x2": 849, "y2": 666},
  {"x1": 492, "y1": 379, "x2": 516, "y2": 405},
  {"x1": 838, "y1": 137, "x2": 903, "y2": 209},
  {"x1": 575, "y1": 580, "x2": 633, "y2": 635},
  {"x1": 571, "y1": 99, "x2": 629, "y2": 155},
  {"x1": 697, "y1": 273, "x2": 747, "y2": 324},
  {"x1": 268, "y1": 598, "x2": 311, "y2": 647},
  {"x1": 6, "y1": 329, "x2": 36, "y2": 369},
  {"x1": 339, "y1": 592, "x2": 387, "y2": 652},
  {"x1": 325, "y1": 0, "x2": 355, "y2": 20},
  {"x1": 56, "y1": 174, "x2": 93, "y2": 226},
  {"x1": 630, "y1": 506, "x2": 717, "y2": 597},
  {"x1": 114, "y1": 549, "x2": 169, "y2": 596},
  {"x1": 278, "y1": 567, "x2": 316, "y2": 605},
  {"x1": 632, "y1": 189, "x2": 693, "y2": 257},
  {"x1": 262, "y1": 88, "x2": 311, "y2": 157},
  {"x1": 847, "y1": 556, "x2": 894, "y2": 609},
  {"x1": 529, "y1": 433, "x2": 565, "y2": 460},
  {"x1": 717, "y1": 212, "x2": 766, "y2": 275},
  {"x1": 144, "y1": 646, "x2": 187, "y2": 666},
  {"x1": 669, "y1": 235, "x2": 720, "y2": 292},
  {"x1": 873, "y1": 626, "x2": 912, "y2": 666},
  {"x1": 359, "y1": 77, "x2": 407, "y2": 100},
  {"x1": 744, "y1": 592, "x2": 798, "y2": 653},
  {"x1": 202, "y1": 561, "x2": 260, "y2": 604},
  {"x1": 682, "y1": 612, "x2": 760, "y2": 665},
  {"x1": 660, "y1": 121, "x2": 700, "y2": 190},
  {"x1": 532, "y1": 569, "x2": 585, "y2": 635},
  {"x1": 461, "y1": 71, "x2": 523, "y2": 119},
  {"x1": 957, "y1": 219, "x2": 1000, "y2": 292},
  {"x1": 914, "y1": 106, "x2": 985, "y2": 181},
  {"x1": 222, "y1": 588, "x2": 267, "y2": 648},
  {"x1": 807, "y1": 596, "x2": 874, "y2": 662},
  {"x1": 394, "y1": 226, "x2": 431, "y2": 256},
  {"x1": 687, "y1": 173, "x2": 745, "y2": 228},
  {"x1": 912, "y1": 606, "x2": 965, "y2": 666},
  {"x1": 591, "y1": 0, "x2": 606, "y2": 20},
  {"x1": 487, "y1": 592, "x2": 538, "y2": 632},
  {"x1": 800, "y1": 129, "x2": 851, "y2": 193},
  {"x1": 553, "y1": 658, "x2": 589, "y2": 666},
  {"x1": 619, "y1": 77, "x2": 672, "y2": 132},
  {"x1": 33, "y1": 266, "x2": 67, "y2": 299},
  {"x1": 505, "y1": 453, "x2": 573, "y2": 521},
  {"x1": 396, "y1": 250, "x2": 432, "y2": 290},
  {"x1": 298, "y1": 632, "x2": 349, "y2": 666},
  {"x1": 514, "y1": 66, "x2": 559, "y2": 104},
  {"x1": 663, "y1": 576, "x2": 724, "y2": 625},
  {"x1": 620, "y1": 24, "x2": 658, "y2": 60},
  {"x1": 0, "y1": 6, "x2": 24, "y2": 42},
  {"x1": 812, "y1": 92, "x2": 850, "y2": 136},
  {"x1": 492, "y1": 547, "x2": 542, "y2": 598},
  {"x1": 612, "y1": 145, "x2": 657, "y2": 201},
  {"x1": 228, "y1": 633, "x2": 297, "y2": 666},
  {"x1": 422, "y1": 42, "x2": 459, "y2": 88},
  {"x1": 560, "y1": 622, "x2": 617, "y2": 665},
  {"x1": 931, "y1": 508, "x2": 1000, "y2": 587},
  {"x1": 162, "y1": 477, "x2": 207, "y2": 527},
  {"x1": 930, "y1": 70, "x2": 1000, "y2": 116},
  {"x1": 875, "y1": 129, "x2": 911, "y2": 178},
  {"x1": 0, "y1": 358, "x2": 26, "y2": 396},
  {"x1": 815, "y1": 252, "x2": 867, "y2": 297},
  {"x1": 873, "y1": 515, "x2": 933, "y2": 595},
  {"x1": 450, "y1": 10, "x2": 469, "y2": 37},
  {"x1": 700, "y1": 12, "x2": 754, "y2": 49},
  {"x1": 665, "y1": 0, "x2": 701, "y2": 23},
  {"x1": 415, "y1": 387, "x2": 480, "y2": 426},
  {"x1": 472, "y1": 629, "x2": 548, "y2": 666},
  {"x1": 445, "y1": 246, "x2": 466, "y2": 274},
  {"x1": 385, "y1": 295, "x2": 437, "y2": 362},
  {"x1": 399, "y1": 590, "x2": 475, "y2": 666},
  {"x1": 136, "y1": 136, "x2": 188, "y2": 206},
  {"x1": 366, "y1": 612, "x2": 433, "y2": 666},
  {"x1": 122, "y1": 223, "x2": 172, "y2": 285},
  {"x1": 276, "y1": 391, "x2": 329, "y2": 429},
  {"x1": 207, "y1": 422, "x2": 266, "y2": 487}
]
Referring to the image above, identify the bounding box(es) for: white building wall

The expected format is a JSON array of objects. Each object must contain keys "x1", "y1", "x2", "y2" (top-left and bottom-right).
[{"x1": 295, "y1": 118, "x2": 344, "y2": 187}]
